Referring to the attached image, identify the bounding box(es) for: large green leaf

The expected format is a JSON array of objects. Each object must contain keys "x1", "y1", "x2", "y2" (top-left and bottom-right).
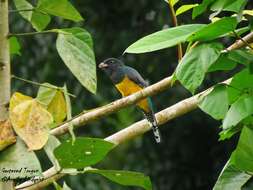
[
  {"x1": 13, "y1": 0, "x2": 51, "y2": 31},
  {"x1": 213, "y1": 160, "x2": 251, "y2": 190},
  {"x1": 188, "y1": 17, "x2": 237, "y2": 42},
  {"x1": 87, "y1": 169, "x2": 152, "y2": 190},
  {"x1": 9, "y1": 37, "x2": 21, "y2": 56},
  {"x1": 199, "y1": 85, "x2": 228, "y2": 120},
  {"x1": 124, "y1": 24, "x2": 206, "y2": 54},
  {"x1": 231, "y1": 127, "x2": 253, "y2": 172},
  {"x1": 175, "y1": 42, "x2": 223, "y2": 93},
  {"x1": 54, "y1": 137, "x2": 115, "y2": 169},
  {"x1": 192, "y1": 0, "x2": 215, "y2": 18},
  {"x1": 0, "y1": 138, "x2": 42, "y2": 179},
  {"x1": 211, "y1": 0, "x2": 247, "y2": 13},
  {"x1": 223, "y1": 95, "x2": 253, "y2": 129},
  {"x1": 37, "y1": 0, "x2": 83, "y2": 22},
  {"x1": 56, "y1": 28, "x2": 96, "y2": 93},
  {"x1": 227, "y1": 68, "x2": 253, "y2": 104}
]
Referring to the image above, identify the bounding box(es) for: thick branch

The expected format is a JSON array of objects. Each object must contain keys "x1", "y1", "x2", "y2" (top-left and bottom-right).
[
  {"x1": 0, "y1": 0, "x2": 10, "y2": 120},
  {"x1": 0, "y1": 0, "x2": 12, "y2": 189}
]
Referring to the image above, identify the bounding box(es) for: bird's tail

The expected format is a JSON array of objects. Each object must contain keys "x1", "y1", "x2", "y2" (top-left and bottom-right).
[{"x1": 143, "y1": 111, "x2": 161, "y2": 143}]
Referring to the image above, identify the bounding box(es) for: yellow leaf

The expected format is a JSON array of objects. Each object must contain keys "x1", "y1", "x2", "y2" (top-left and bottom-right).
[
  {"x1": 10, "y1": 99, "x2": 53, "y2": 150},
  {"x1": 36, "y1": 84, "x2": 67, "y2": 125},
  {"x1": 0, "y1": 120, "x2": 16, "y2": 151},
  {"x1": 9, "y1": 92, "x2": 32, "y2": 112},
  {"x1": 47, "y1": 91, "x2": 67, "y2": 125}
]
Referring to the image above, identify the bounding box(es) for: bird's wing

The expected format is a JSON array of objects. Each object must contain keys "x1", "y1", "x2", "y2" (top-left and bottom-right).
[{"x1": 124, "y1": 66, "x2": 148, "y2": 88}]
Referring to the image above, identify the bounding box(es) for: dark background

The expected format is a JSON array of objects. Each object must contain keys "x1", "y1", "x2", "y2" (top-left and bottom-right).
[{"x1": 9, "y1": 0, "x2": 253, "y2": 189}]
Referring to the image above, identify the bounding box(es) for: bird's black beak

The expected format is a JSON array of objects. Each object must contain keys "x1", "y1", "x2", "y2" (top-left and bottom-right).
[{"x1": 99, "y1": 62, "x2": 108, "y2": 69}]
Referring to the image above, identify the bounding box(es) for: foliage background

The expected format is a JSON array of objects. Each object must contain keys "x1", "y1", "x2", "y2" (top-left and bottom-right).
[{"x1": 9, "y1": 0, "x2": 253, "y2": 189}]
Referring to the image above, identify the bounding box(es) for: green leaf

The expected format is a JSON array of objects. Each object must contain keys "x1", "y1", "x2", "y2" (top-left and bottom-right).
[
  {"x1": 227, "y1": 49, "x2": 253, "y2": 66},
  {"x1": 208, "y1": 52, "x2": 237, "y2": 72},
  {"x1": 37, "y1": 0, "x2": 83, "y2": 22},
  {"x1": 223, "y1": 95, "x2": 253, "y2": 129},
  {"x1": 44, "y1": 135, "x2": 61, "y2": 170},
  {"x1": 57, "y1": 28, "x2": 93, "y2": 49},
  {"x1": 175, "y1": 42, "x2": 223, "y2": 93},
  {"x1": 56, "y1": 28, "x2": 96, "y2": 93},
  {"x1": 188, "y1": 17, "x2": 238, "y2": 42},
  {"x1": 231, "y1": 127, "x2": 253, "y2": 172},
  {"x1": 227, "y1": 68, "x2": 253, "y2": 104},
  {"x1": 192, "y1": 0, "x2": 215, "y2": 19},
  {"x1": 13, "y1": 0, "x2": 51, "y2": 31},
  {"x1": 124, "y1": 24, "x2": 206, "y2": 54},
  {"x1": 87, "y1": 169, "x2": 152, "y2": 190},
  {"x1": 211, "y1": 0, "x2": 247, "y2": 13},
  {"x1": 9, "y1": 37, "x2": 21, "y2": 56},
  {"x1": 0, "y1": 137, "x2": 42, "y2": 179},
  {"x1": 36, "y1": 83, "x2": 58, "y2": 106},
  {"x1": 219, "y1": 125, "x2": 242, "y2": 141},
  {"x1": 176, "y1": 4, "x2": 199, "y2": 16},
  {"x1": 213, "y1": 160, "x2": 251, "y2": 190},
  {"x1": 199, "y1": 85, "x2": 228, "y2": 120},
  {"x1": 54, "y1": 137, "x2": 115, "y2": 169}
]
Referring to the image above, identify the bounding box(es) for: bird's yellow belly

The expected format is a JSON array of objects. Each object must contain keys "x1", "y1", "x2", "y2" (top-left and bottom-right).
[{"x1": 115, "y1": 76, "x2": 150, "y2": 112}]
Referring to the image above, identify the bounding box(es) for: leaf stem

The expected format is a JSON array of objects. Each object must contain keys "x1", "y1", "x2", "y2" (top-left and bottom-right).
[
  {"x1": 167, "y1": 0, "x2": 183, "y2": 61},
  {"x1": 9, "y1": 8, "x2": 34, "y2": 13},
  {"x1": 8, "y1": 30, "x2": 56, "y2": 37},
  {"x1": 11, "y1": 75, "x2": 76, "y2": 98}
]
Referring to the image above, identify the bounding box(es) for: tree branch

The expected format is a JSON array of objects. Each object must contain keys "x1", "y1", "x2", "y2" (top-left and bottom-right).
[
  {"x1": 227, "y1": 32, "x2": 253, "y2": 51},
  {"x1": 50, "y1": 76, "x2": 173, "y2": 136},
  {"x1": 15, "y1": 32, "x2": 253, "y2": 189}
]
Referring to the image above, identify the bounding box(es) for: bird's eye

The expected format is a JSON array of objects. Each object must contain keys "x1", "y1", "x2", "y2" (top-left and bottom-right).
[{"x1": 110, "y1": 61, "x2": 114, "y2": 64}]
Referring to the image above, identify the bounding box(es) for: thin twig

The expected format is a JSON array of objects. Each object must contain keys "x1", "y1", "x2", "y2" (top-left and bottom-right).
[
  {"x1": 12, "y1": 75, "x2": 76, "y2": 98},
  {"x1": 227, "y1": 32, "x2": 253, "y2": 51},
  {"x1": 167, "y1": 0, "x2": 183, "y2": 60},
  {"x1": 232, "y1": 30, "x2": 253, "y2": 51},
  {"x1": 8, "y1": 30, "x2": 56, "y2": 37}
]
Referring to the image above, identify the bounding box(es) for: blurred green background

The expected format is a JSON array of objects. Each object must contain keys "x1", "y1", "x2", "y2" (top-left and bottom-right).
[{"x1": 9, "y1": 0, "x2": 253, "y2": 189}]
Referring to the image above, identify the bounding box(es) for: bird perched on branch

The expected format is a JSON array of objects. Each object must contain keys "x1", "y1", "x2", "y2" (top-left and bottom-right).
[{"x1": 99, "y1": 58, "x2": 161, "y2": 143}]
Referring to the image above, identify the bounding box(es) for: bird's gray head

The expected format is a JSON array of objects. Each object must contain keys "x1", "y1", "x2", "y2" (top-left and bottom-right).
[{"x1": 98, "y1": 58, "x2": 124, "y2": 73}]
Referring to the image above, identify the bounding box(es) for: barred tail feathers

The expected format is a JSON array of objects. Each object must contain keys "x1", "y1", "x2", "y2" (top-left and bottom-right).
[
  {"x1": 144, "y1": 111, "x2": 161, "y2": 143},
  {"x1": 144, "y1": 98, "x2": 161, "y2": 143}
]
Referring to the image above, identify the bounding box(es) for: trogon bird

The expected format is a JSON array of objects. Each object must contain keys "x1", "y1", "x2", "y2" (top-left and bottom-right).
[{"x1": 99, "y1": 58, "x2": 161, "y2": 143}]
